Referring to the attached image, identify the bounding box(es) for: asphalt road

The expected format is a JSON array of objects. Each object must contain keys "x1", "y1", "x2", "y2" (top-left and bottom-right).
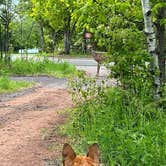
[{"x1": 11, "y1": 54, "x2": 97, "y2": 66}]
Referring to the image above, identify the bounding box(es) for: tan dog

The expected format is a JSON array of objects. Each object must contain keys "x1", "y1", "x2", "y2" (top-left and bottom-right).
[{"x1": 62, "y1": 143, "x2": 100, "y2": 166}]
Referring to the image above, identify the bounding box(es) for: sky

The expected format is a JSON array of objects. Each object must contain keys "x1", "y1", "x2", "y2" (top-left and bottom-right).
[{"x1": 13, "y1": 0, "x2": 19, "y2": 5}]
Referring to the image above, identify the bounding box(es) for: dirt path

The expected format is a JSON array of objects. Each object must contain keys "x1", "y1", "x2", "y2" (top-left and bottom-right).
[
  {"x1": 0, "y1": 66, "x2": 112, "y2": 166},
  {"x1": 0, "y1": 77, "x2": 73, "y2": 166}
]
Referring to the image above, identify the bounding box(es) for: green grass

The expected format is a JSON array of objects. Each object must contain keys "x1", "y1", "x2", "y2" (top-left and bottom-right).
[
  {"x1": 0, "y1": 76, "x2": 34, "y2": 94},
  {"x1": 67, "y1": 76, "x2": 166, "y2": 165},
  {"x1": 1, "y1": 58, "x2": 77, "y2": 77}
]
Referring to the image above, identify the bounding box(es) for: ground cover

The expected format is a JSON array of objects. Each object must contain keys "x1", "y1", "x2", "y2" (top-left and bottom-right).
[
  {"x1": 0, "y1": 76, "x2": 34, "y2": 94},
  {"x1": 1, "y1": 58, "x2": 77, "y2": 78},
  {"x1": 67, "y1": 74, "x2": 166, "y2": 165}
]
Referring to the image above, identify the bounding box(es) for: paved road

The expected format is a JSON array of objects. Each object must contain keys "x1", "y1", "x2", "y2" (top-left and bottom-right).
[
  {"x1": 11, "y1": 55, "x2": 97, "y2": 66},
  {"x1": 10, "y1": 76, "x2": 67, "y2": 88},
  {"x1": 51, "y1": 57, "x2": 98, "y2": 66}
]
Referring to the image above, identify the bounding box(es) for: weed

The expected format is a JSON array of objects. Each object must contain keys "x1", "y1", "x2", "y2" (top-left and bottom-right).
[
  {"x1": 1, "y1": 58, "x2": 77, "y2": 77},
  {"x1": 0, "y1": 76, "x2": 33, "y2": 93},
  {"x1": 68, "y1": 74, "x2": 166, "y2": 165}
]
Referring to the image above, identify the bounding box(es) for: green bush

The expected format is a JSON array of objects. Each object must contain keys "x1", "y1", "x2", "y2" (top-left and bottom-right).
[{"x1": 68, "y1": 74, "x2": 166, "y2": 165}]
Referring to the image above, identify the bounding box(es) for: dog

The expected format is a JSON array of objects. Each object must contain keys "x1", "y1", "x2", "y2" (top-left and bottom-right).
[{"x1": 62, "y1": 143, "x2": 100, "y2": 166}]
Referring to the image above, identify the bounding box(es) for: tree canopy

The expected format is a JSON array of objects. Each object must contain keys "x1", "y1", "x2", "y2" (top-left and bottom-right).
[{"x1": 0, "y1": 0, "x2": 165, "y2": 87}]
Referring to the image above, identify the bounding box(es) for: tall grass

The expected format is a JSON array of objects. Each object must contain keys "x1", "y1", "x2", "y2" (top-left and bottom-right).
[
  {"x1": 68, "y1": 75, "x2": 166, "y2": 165},
  {"x1": 0, "y1": 76, "x2": 33, "y2": 93},
  {"x1": 0, "y1": 59, "x2": 76, "y2": 77}
]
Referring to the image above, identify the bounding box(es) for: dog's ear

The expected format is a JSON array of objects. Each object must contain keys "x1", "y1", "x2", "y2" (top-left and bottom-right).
[
  {"x1": 87, "y1": 143, "x2": 100, "y2": 163},
  {"x1": 62, "y1": 143, "x2": 76, "y2": 163}
]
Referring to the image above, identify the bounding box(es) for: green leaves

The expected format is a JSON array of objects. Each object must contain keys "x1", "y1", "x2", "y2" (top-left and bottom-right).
[
  {"x1": 69, "y1": 81, "x2": 166, "y2": 164},
  {"x1": 0, "y1": 76, "x2": 33, "y2": 93},
  {"x1": 153, "y1": 2, "x2": 166, "y2": 14},
  {"x1": 152, "y1": 1, "x2": 166, "y2": 26}
]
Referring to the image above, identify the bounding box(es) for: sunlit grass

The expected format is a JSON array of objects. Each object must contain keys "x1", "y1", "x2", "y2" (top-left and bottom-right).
[
  {"x1": 0, "y1": 76, "x2": 34, "y2": 94},
  {"x1": 66, "y1": 75, "x2": 166, "y2": 165},
  {"x1": 1, "y1": 58, "x2": 77, "y2": 78}
]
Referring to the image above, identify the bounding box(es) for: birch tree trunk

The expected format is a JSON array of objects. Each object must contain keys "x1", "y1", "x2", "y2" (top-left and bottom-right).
[{"x1": 141, "y1": 0, "x2": 160, "y2": 99}]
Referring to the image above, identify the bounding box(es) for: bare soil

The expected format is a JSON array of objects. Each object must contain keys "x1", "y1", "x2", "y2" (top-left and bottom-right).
[{"x1": 0, "y1": 77, "x2": 73, "y2": 166}]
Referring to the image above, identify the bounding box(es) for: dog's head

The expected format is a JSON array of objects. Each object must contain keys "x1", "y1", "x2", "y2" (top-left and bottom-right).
[{"x1": 62, "y1": 143, "x2": 100, "y2": 166}]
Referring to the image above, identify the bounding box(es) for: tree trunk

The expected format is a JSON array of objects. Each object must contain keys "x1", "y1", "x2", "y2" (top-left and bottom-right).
[
  {"x1": 4, "y1": 23, "x2": 10, "y2": 66},
  {"x1": 156, "y1": 6, "x2": 166, "y2": 85},
  {"x1": 83, "y1": 29, "x2": 87, "y2": 53},
  {"x1": 64, "y1": 16, "x2": 71, "y2": 55},
  {"x1": 0, "y1": 24, "x2": 3, "y2": 61},
  {"x1": 39, "y1": 22, "x2": 45, "y2": 52},
  {"x1": 51, "y1": 31, "x2": 56, "y2": 56},
  {"x1": 141, "y1": 0, "x2": 160, "y2": 99}
]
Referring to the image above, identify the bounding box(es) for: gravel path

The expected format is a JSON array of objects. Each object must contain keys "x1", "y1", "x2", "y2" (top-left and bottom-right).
[
  {"x1": 0, "y1": 76, "x2": 68, "y2": 103},
  {"x1": 10, "y1": 76, "x2": 68, "y2": 88},
  {"x1": 0, "y1": 84, "x2": 73, "y2": 166}
]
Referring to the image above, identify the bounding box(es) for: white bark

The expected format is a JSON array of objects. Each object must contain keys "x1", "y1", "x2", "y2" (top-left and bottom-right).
[{"x1": 141, "y1": 0, "x2": 160, "y2": 99}]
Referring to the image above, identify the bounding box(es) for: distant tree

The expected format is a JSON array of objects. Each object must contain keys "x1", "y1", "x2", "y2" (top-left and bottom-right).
[
  {"x1": 31, "y1": 0, "x2": 77, "y2": 54},
  {"x1": 11, "y1": 17, "x2": 41, "y2": 51},
  {"x1": 0, "y1": 0, "x2": 15, "y2": 65},
  {"x1": 13, "y1": 0, "x2": 41, "y2": 52}
]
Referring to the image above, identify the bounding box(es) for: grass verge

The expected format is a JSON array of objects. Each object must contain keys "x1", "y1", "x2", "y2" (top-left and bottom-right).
[
  {"x1": 65, "y1": 75, "x2": 166, "y2": 165},
  {"x1": 1, "y1": 58, "x2": 77, "y2": 78},
  {"x1": 0, "y1": 76, "x2": 34, "y2": 94}
]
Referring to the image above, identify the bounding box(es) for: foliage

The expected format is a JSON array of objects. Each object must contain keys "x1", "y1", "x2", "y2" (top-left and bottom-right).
[
  {"x1": 0, "y1": 76, "x2": 33, "y2": 93},
  {"x1": 11, "y1": 17, "x2": 41, "y2": 51},
  {"x1": 30, "y1": 0, "x2": 78, "y2": 54},
  {"x1": 0, "y1": 0, "x2": 15, "y2": 24},
  {"x1": 108, "y1": 49, "x2": 154, "y2": 98},
  {"x1": 1, "y1": 58, "x2": 77, "y2": 77},
  {"x1": 72, "y1": 0, "x2": 143, "y2": 50},
  {"x1": 68, "y1": 74, "x2": 166, "y2": 165},
  {"x1": 0, "y1": 0, "x2": 16, "y2": 64},
  {"x1": 10, "y1": 0, "x2": 42, "y2": 51},
  {"x1": 0, "y1": 0, "x2": 165, "y2": 56}
]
